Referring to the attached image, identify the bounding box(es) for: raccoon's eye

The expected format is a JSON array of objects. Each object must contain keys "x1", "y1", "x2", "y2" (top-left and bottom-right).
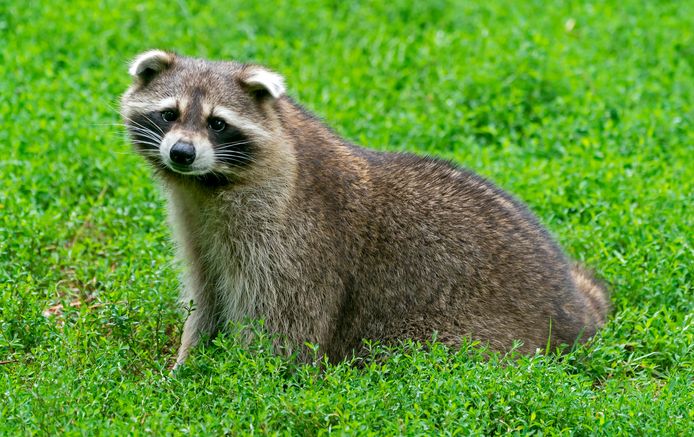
[
  {"x1": 161, "y1": 110, "x2": 178, "y2": 123},
  {"x1": 208, "y1": 118, "x2": 226, "y2": 132}
]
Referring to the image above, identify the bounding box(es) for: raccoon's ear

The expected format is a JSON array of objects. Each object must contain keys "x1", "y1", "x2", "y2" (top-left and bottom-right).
[
  {"x1": 241, "y1": 67, "x2": 286, "y2": 99},
  {"x1": 128, "y1": 50, "x2": 174, "y2": 84}
]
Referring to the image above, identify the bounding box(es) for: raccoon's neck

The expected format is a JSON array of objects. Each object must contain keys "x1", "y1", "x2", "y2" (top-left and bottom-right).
[
  {"x1": 165, "y1": 160, "x2": 295, "y2": 254},
  {"x1": 165, "y1": 173, "x2": 296, "y2": 324}
]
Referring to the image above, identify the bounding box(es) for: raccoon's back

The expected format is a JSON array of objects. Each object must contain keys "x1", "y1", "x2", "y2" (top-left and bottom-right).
[
  {"x1": 347, "y1": 150, "x2": 602, "y2": 350},
  {"x1": 358, "y1": 151, "x2": 572, "y2": 293}
]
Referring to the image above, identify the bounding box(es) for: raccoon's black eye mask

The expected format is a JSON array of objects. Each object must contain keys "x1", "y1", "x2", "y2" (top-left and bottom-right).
[
  {"x1": 127, "y1": 111, "x2": 173, "y2": 150},
  {"x1": 127, "y1": 105, "x2": 254, "y2": 170},
  {"x1": 208, "y1": 123, "x2": 254, "y2": 167}
]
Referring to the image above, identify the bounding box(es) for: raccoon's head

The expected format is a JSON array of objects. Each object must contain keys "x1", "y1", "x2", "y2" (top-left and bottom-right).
[{"x1": 120, "y1": 50, "x2": 289, "y2": 186}]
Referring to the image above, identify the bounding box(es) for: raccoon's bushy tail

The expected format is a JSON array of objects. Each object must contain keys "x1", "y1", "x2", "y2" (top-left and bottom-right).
[{"x1": 571, "y1": 264, "x2": 610, "y2": 325}]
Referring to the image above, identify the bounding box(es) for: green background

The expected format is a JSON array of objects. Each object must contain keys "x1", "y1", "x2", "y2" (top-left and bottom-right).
[{"x1": 1, "y1": 0, "x2": 692, "y2": 434}]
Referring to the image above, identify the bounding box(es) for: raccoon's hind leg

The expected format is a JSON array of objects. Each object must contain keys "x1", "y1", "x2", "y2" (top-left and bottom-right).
[{"x1": 570, "y1": 264, "x2": 610, "y2": 326}]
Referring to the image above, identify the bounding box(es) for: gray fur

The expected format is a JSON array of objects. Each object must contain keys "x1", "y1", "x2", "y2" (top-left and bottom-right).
[{"x1": 120, "y1": 51, "x2": 610, "y2": 366}]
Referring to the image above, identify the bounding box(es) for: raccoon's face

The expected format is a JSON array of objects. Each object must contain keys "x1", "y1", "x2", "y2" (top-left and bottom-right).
[{"x1": 120, "y1": 50, "x2": 286, "y2": 185}]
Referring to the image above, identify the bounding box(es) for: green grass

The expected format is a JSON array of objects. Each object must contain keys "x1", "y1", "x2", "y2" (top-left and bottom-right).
[{"x1": 1, "y1": 0, "x2": 693, "y2": 434}]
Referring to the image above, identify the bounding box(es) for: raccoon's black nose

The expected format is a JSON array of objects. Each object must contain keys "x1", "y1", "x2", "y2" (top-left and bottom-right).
[{"x1": 170, "y1": 142, "x2": 196, "y2": 166}]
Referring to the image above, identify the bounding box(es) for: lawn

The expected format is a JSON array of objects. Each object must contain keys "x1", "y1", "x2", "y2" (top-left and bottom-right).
[{"x1": 1, "y1": 0, "x2": 692, "y2": 434}]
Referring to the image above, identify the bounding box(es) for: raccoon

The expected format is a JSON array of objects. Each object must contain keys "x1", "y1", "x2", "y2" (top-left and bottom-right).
[{"x1": 120, "y1": 50, "x2": 609, "y2": 367}]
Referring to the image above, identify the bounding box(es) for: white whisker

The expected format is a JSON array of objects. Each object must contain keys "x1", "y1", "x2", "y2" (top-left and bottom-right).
[
  {"x1": 122, "y1": 113, "x2": 165, "y2": 136},
  {"x1": 216, "y1": 140, "x2": 253, "y2": 149},
  {"x1": 214, "y1": 153, "x2": 255, "y2": 163}
]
